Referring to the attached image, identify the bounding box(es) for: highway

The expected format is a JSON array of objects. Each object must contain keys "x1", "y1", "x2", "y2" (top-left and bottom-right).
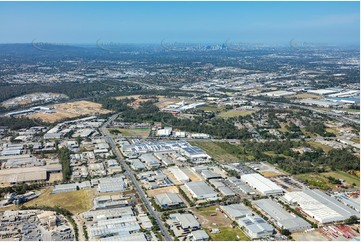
[{"x1": 100, "y1": 114, "x2": 173, "y2": 241}]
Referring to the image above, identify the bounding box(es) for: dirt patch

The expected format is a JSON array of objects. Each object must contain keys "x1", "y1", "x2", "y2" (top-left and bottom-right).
[
  {"x1": 182, "y1": 167, "x2": 203, "y2": 182},
  {"x1": 146, "y1": 186, "x2": 179, "y2": 197},
  {"x1": 261, "y1": 171, "x2": 283, "y2": 177},
  {"x1": 26, "y1": 101, "x2": 111, "y2": 123}
]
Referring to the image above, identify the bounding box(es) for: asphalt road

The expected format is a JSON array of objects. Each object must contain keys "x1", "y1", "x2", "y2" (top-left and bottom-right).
[{"x1": 100, "y1": 114, "x2": 172, "y2": 241}]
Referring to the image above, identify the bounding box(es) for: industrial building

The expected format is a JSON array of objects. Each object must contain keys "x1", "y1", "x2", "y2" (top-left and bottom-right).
[
  {"x1": 237, "y1": 215, "x2": 274, "y2": 239},
  {"x1": 139, "y1": 153, "x2": 161, "y2": 169},
  {"x1": 282, "y1": 189, "x2": 360, "y2": 224},
  {"x1": 52, "y1": 184, "x2": 78, "y2": 194},
  {"x1": 92, "y1": 177, "x2": 128, "y2": 193},
  {"x1": 241, "y1": 173, "x2": 284, "y2": 196},
  {"x1": 168, "y1": 213, "x2": 200, "y2": 230},
  {"x1": 0, "y1": 164, "x2": 61, "y2": 184},
  {"x1": 154, "y1": 193, "x2": 184, "y2": 208},
  {"x1": 220, "y1": 204, "x2": 253, "y2": 221},
  {"x1": 253, "y1": 199, "x2": 311, "y2": 231},
  {"x1": 184, "y1": 181, "x2": 218, "y2": 200},
  {"x1": 168, "y1": 166, "x2": 190, "y2": 183}
]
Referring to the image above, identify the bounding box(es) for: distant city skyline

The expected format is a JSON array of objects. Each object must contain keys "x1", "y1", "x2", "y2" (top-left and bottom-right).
[{"x1": 0, "y1": 1, "x2": 359, "y2": 45}]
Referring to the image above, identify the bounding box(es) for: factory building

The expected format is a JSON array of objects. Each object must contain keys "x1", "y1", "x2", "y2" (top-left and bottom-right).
[
  {"x1": 154, "y1": 193, "x2": 184, "y2": 208},
  {"x1": 220, "y1": 204, "x2": 253, "y2": 221},
  {"x1": 282, "y1": 189, "x2": 360, "y2": 224},
  {"x1": 185, "y1": 181, "x2": 218, "y2": 200},
  {"x1": 169, "y1": 166, "x2": 190, "y2": 183},
  {"x1": 241, "y1": 173, "x2": 284, "y2": 196},
  {"x1": 139, "y1": 153, "x2": 161, "y2": 170},
  {"x1": 237, "y1": 215, "x2": 274, "y2": 239},
  {"x1": 253, "y1": 199, "x2": 311, "y2": 231}
]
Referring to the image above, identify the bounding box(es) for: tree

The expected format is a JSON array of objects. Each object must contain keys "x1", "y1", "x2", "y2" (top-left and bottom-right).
[{"x1": 345, "y1": 215, "x2": 358, "y2": 225}]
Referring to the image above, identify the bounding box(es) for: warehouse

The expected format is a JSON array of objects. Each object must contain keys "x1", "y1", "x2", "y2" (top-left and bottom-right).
[
  {"x1": 0, "y1": 164, "x2": 61, "y2": 184},
  {"x1": 169, "y1": 213, "x2": 200, "y2": 230},
  {"x1": 140, "y1": 153, "x2": 161, "y2": 169},
  {"x1": 201, "y1": 170, "x2": 222, "y2": 180},
  {"x1": 155, "y1": 193, "x2": 184, "y2": 208},
  {"x1": 241, "y1": 173, "x2": 284, "y2": 196},
  {"x1": 52, "y1": 183, "x2": 78, "y2": 194},
  {"x1": 282, "y1": 189, "x2": 360, "y2": 224},
  {"x1": 95, "y1": 177, "x2": 127, "y2": 193},
  {"x1": 169, "y1": 166, "x2": 190, "y2": 183},
  {"x1": 220, "y1": 204, "x2": 252, "y2": 221},
  {"x1": 181, "y1": 146, "x2": 211, "y2": 162},
  {"x1": 237, "y1": 215, "x2": 274, "y2": 239},
  {"x1": 185, "y1": 181, "x2": 218, "y2": 200},
  {"x1": 253, "y1": 199, "x2": 311, "y2": 231}
]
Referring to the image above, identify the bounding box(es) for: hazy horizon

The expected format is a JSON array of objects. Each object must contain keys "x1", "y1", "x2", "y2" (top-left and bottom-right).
[{"x1": 0, "y1": 1, "x2": 359, "y2": 45}]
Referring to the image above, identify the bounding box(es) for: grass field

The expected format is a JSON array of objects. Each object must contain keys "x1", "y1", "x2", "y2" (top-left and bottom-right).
[
  {"x1": 109, "y1": 127, "x2": 150, "y2": 138},
  {"x1": 296, "y1": 170, "x2": 360, "y2": 190},
  {"x1": 322, "y1": 170, "x2": 360, "y2": 187},
  {"x1": 300, "y1": 128, "x2": 317, "y2": 138},
  {"x1": 25, "y1": 188, "x2": 94, "y2": 214},
  {"x1": 307, "y1": 141, "x2": 333, "y2": 153},
  {"x1": 295, "y1": 173, "x2": 331, "y2": 190},
  {"x1": 209, "y1": 227, "x2": 250, "y2": 241},
  {"x1": 196, "y1": 105, "x2": 225, "y2": 113},
  {"x1": 351, "y1": 137, "x2": 360, "y2": 143},
  {"x1": 189, "y1": 141, "x2": 253, "y2": 162},
  {"x1": 288, "y1": 93, "x2": 321, "y2": 99},
  {"x1": 325, "y1": 128, "x2": 340, "y2": 135},
  {"x1": 218, "y1": 109, "x2": 254, "y2": 118},
  {"x1": 193, "y1": 206, "x2": 249, "y2": 241}
]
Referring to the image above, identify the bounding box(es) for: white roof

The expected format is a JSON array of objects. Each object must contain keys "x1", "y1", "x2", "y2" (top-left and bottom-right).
[
  {"x1": 283, "y1": 189, "x2": 359, "y2": 223},
  {"x1": 241, "y1": 173, "x2": 283, "y2": 195}
]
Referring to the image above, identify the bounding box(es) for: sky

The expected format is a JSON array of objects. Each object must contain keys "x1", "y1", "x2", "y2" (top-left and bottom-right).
[{"x1": 0, "y1": 1, "x2": 359, "y2": 46}]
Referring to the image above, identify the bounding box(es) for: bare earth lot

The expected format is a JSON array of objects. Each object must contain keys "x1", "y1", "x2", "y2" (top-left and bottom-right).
[
  {"x1": 26, "y1": 101, "x2": 111, "y2": 123},
  {"x1": 146, "y1": 186, "x2": 179, "y2": 197}
]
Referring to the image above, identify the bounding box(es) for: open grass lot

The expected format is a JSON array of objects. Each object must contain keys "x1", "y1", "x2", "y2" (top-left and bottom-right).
[
  {"x1": 189, "y1": 141, "x2": 238, "y2": 162},
  {"x1": 287, "y1": 93, "x2": 322, "y2": 99},
  {"x1": 301, "y1": 128, "x2": 317, "y2": 138},
  {"x1": 218, "y1": 109, "x2": 254, "y2": 118},
  {"x1": 322, "y1": 170, "x2": 360, "y2": 188},
  {"x1": 307, "y1": 141, "x2": 333, "y2": 153},
  {"x1": 295, "y1": 173, "x2": 331, "y2": 190},
  {"x1": 351, "y1": 137, "x2": 360, "y2": 143},
  {"x1": 196, "y1": 105, "x2": 225, "y2": 113},
  {"x1": 25, "y1": 187, "x2": 94, "y2": 214},
  {"x1": 209, "y1": 227, "x2": 250, "y2": 241},
  {"x1": 192, "y1": 206, "x2": 249, "y2": 241},
  {"x1": 109, "y1": 127, "x2": 150, "y2": 138},
  {"x1": 295, "y1": 170, "x2": 359, "y2": 190},
  {"x1": 325, "y1": 128, "x2": 340, "y2": 135}
]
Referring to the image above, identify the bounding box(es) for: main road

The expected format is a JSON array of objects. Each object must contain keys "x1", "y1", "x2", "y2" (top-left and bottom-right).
[{"x1": 100, "y1": 114, "x2": 172, "y2": 241}]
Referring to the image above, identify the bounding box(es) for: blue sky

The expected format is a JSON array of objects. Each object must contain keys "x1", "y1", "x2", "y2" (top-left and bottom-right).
[{"x1": 0, "y1": 1, "x2": 359, "y2": 45}]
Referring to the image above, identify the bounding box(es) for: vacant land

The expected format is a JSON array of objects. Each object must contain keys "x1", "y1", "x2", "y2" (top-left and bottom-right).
[
  {"x1": 307, "y1": 141, "x2": 333, "y2": 153},
  {"x1": 322, "y1": 170, "x2": 360, "y2": 188},
  {"x1": 351, "y1": 137, "x2": 360, "y2": 143},
  {"x1": 218, "y1": 109, "x2": 254, "y2": 118},
  {"x1": 295, "y1": 173, "x2": 331, "y2": 190},
  {"x1": 26, "y1": 101, "x2": 111, "y2": 123},
  {"x1": 191, "y1": 206, "x2": 249, "y2": 241},
  {"x1": 115, "y1": 95, "x2": 157, "y2": 109},
  {"x1": 196, "y1": 105, "x2": 224, "y2": 113},
  {"x1": 288, "y1": 93, "x2": 322, "y2": 99},
  {"x1": 25, "y1": 187, "x2": 94, "y2": 214},
  {"x1": 109, "y1": 127, "x2": 150, "y2": 138},
  {"x1": 146, "y1": 186, "x2": 179, "y2": 197},
  {"x1": 189, "y1": 141, "x2": 238, "y2": 162},
  {"x1": 261, "y1": 171, "x2": 283, "y2": 177}
]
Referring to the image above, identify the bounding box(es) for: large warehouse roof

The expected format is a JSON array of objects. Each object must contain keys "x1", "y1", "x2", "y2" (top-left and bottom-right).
[
  {"x1": 253, "y1": 199, "x2": 311, "y2": 231},
  {"x1": 185, "y1": 181, "x2": 217, "y2": 199},
  {"x1": 241, "y1": 173, "x2": 284, "y2": 195},
  {"x1": 283, "y1": 189, "x2": 359, "y2": 224}
]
